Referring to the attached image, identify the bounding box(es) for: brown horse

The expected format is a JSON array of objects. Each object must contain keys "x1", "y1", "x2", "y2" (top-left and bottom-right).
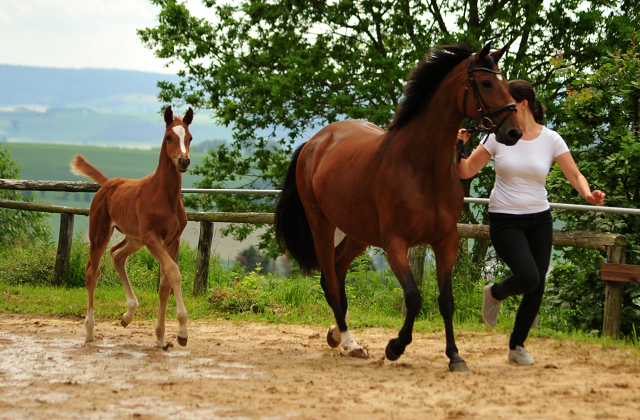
[
  {"x1": 70, "y1": 106, "x2": 193, "y2": 348},
  {"x1": 274, "y1": 43, "x2": 522, "y2": 372}
]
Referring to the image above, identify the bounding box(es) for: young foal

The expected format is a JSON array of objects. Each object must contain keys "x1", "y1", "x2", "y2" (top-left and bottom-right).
[{"x1": 71, "y1": 106, "x2": 193, "y2": 348}]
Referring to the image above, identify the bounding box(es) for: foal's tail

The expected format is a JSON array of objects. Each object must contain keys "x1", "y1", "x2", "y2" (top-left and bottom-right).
[
  {"x1": 70, "y1": 154, "x2": 108, "y2": 185},
  {"x1": 274, "y1": 143, "x2": 319, "y2": 275}
]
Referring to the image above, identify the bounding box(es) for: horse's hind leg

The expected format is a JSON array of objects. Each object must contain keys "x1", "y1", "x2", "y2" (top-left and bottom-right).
[
  {"x1": 110, "y1": 236, "x2": 143, "y2": 327},
  {"x1": 433, "y1": 236, "x2": 468, "y2": 372},
  {"x1": 312, "y1": 224, "x2": 367, "y2": 358},
  {"x1": 84, "y1": 214, "x2": 112, "y2": 342},
  {"x1": 326, "y1": 237, "x2": 368, "y2": 353},
  {"x1": 383, "y1": 239, "x2": 422, "y2": 362}
]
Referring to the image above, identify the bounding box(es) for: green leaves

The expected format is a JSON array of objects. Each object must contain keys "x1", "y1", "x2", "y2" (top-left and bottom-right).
[
  {"x1": 0, "y1": 145, "x2": 52, "y2": 248},
  {"x1": 139, "y1": 0, "x2": 638, "y2": 255}
]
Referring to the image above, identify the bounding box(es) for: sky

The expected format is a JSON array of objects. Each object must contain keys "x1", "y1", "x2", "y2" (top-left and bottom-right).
[{"x1": 0, "y1": 0, "x2": 211, "y2": 74}]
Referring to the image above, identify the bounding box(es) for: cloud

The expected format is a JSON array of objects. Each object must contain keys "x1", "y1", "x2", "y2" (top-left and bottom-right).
[{"x1": 0, "y1": 0, "x2": 196, "y2": 74}]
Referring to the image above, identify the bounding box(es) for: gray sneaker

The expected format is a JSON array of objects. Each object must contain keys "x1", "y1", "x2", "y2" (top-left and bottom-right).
[
  {"x1": 482, "y1": 284, "x2": 501, "y2": 328},
  {"x1": 508, "y1": 345, "x2": 535, "y2": 365}
]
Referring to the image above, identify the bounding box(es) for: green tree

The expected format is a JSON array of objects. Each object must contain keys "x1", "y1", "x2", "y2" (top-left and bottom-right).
[
  {"x1": 545, "y1": 38, "x2": 640, "y2": 335},
  {"x1": 0, "y1": 145, "x2": 52, "y2": 247},
  {"x1": 139, "y1": 0, "x2": 636, "y2": 256}
]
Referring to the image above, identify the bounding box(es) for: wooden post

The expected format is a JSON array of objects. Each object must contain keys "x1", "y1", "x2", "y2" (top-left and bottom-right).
[
  {"x1": 402, "y1": 245, "x2": 427, "y2": 314},
  {"x1": 193, "y1": 221, "x2": 214, "y2": 296},
  {"x1": 53, "y1": 213, "x2": 74, "y2": 287},
  {"x1": 603, "y1": 245, "x2": 626, "y2": 338},
  {"x1": 408, "y1": 245, "x2": 427, "y2": 289}
]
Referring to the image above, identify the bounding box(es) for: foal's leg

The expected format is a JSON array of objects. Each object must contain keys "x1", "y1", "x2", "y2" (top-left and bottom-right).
[
  {"x1": 147, "y1": 237, "x2": 188, "y2": 348},
  {"x1": 110, "y1": 236, "x2": 143, "y2": 327},
  {"x1": 84, "y1": 216, "x2": 112, "y2": 342},
  {"x1": 432, "y1": 236, "x2": 468, "y2": 372},
  {"x1": 326, "y1": 237, "x2": 368, "y2": 352},
  {"x1": 383, "y1": 238, "x2": 422, "y2": 362}
]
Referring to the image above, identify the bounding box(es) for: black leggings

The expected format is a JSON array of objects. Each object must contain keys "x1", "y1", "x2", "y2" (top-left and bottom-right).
[{"x1": 488, "y1": 210, "x2": 553, "y2": 350}]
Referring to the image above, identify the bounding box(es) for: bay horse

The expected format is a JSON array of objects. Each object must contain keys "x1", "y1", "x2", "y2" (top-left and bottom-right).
[
  {"x1": 70, "y1": 106, "x2": 193, "y2": 349},
  {"x1": 274, "y1": 43, "x2": 522, "y2": 372}
]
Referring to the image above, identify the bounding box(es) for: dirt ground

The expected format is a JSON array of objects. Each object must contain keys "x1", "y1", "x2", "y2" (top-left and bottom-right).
[{"x1": 1, "y1": 314, "x2": 640, "y2": 420}]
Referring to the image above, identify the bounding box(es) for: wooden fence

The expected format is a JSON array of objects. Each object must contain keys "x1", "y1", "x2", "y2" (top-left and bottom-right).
[{"x1": 0, "y1": 179, "x2": 635, "y2": 339}]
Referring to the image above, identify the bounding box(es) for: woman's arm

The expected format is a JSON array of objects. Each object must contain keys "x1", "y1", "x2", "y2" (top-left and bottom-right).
[
  {"x1": 455, "y1": 130, "x2": 492, "y2": 179},
  {"x1": 555, "y1": 152, "x2": 606, "y2": 205}
]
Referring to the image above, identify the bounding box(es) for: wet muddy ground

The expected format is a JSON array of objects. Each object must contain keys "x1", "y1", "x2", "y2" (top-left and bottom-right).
[{"x1": 1, "y1": 313, "x2": 640, "y2": 419}]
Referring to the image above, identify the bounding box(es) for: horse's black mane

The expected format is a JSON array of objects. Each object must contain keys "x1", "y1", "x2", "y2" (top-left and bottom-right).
[{"x1": 389, "y1": 44, "x2": 490, "y2": 131}]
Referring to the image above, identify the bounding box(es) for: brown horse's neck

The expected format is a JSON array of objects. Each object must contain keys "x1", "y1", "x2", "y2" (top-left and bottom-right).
[
  {"x1": 152, "y1": 142, "x2": 183, "y2": 199},
  {"x1": 391, "y1": 88, "x2": 465, "y2": 174}
]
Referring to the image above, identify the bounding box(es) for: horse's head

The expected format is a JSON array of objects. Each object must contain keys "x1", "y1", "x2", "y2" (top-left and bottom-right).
[
  {"x1": 163, "y1": 106, "x2": 194, "y2": 173},
  {"x1": 462, "y1": 42, "x2": 522, "y2": 146}
]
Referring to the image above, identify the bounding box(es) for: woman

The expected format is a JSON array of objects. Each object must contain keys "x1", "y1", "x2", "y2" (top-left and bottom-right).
[{"x1": 456, "y1": 79, "x2": 605, "y2": 365}]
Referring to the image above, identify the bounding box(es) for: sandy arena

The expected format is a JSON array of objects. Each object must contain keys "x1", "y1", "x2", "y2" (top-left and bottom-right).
[{"x1": 1, "y1": 313, "x2": 639, "y2": 419}]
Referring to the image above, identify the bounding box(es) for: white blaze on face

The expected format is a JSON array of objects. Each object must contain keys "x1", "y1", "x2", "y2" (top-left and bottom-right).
[
  {"x1": 172, "y1": 125, "x2": 187, "y2": 154},
  {"x1": 497, "y1": 74, "x2": 503, "y2": 81}
]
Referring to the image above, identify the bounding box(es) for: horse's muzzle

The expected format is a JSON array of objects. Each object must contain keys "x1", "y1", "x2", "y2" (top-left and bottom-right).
[{"x1": 178, "y1": 157, "x2": 190, "y2": 173}]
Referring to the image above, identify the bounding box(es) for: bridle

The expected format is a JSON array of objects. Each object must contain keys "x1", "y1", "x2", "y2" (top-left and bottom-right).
[{"x1": 461, "y1": 55, "x2": 516, "y2": 135}]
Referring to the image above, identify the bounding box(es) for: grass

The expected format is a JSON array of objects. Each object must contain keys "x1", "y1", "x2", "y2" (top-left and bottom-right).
[{"x1": 1, "y1": 238, "x2": 639, "y2": 352}]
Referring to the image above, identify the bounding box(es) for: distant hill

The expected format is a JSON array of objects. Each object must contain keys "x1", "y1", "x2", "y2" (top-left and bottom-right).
[
  {"x1": 0, "y1": 64, "x2": 180, "y2": 113},
  {"x1": 0, "y1": 64, "x2": 232, "y2": 147}
]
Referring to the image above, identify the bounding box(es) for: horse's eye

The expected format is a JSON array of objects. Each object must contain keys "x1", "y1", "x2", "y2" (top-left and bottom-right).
[
  {"x1": 166, "y1": 135, "x2": 172, "y2": 142},
  {"x1": 481, "y1": 80, "x2": 492, "y2": 88}
]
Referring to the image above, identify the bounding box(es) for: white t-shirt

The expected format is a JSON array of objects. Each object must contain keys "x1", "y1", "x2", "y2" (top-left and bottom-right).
[{"x1": 480, "y1": 126, "x2": 570, "y2": 214}]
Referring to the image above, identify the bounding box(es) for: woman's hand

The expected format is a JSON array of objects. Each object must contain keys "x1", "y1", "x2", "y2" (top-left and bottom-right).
[
  {"x1": 457, "y1": 129, "x2": 471, "y2": 144},
  {"x1": 586, "y1": 190, "x2": 606, "y2": 206}
]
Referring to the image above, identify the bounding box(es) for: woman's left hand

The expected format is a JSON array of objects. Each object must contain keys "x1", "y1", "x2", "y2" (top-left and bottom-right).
[{"x1": 586, "y1": 190, "x2": 606, "y2": 206}]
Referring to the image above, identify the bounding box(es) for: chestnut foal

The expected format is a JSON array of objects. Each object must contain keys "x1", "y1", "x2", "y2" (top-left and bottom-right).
[{"x1": 71, "y1": 106, "x2": 193, "y2": 348}]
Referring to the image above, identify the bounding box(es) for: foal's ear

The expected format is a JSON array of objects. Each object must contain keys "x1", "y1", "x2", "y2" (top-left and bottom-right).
[
  {"x1": 491, "y1": 41, "x2": 511, "y2": 63},
  {"x1": 164, "y1": 106, "x2": 174, "y2": 125},
  {"x1": 479, "y1": 41, "x2": 492, "y2": 59},
  {"x1": 183, "y1": 107, "x2": 194, "y2": 125}
]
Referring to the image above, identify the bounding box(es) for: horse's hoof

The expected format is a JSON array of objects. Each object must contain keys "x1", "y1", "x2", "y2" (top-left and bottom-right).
[
  {"x1": 449, "y1": 360, "x2": 469, "y2": 372},
  {"x1": 347, "y1": 347, "x2": 369, "y2": 359},
  {"x1": 162, "y1": 342, "x2": 173, "y2": 351},
  {"x1": 177, "y1": 336, "x2": 188, "y2": 347},
  {"x1": 120, "y1": 319, "x2": 129, "y2": 328},
  {"x1": 327, "y1": 329, "x2": 340, "y2": 348},
  {"x1": 385, "y1": 341, "x2": 402, "y2": 361}
]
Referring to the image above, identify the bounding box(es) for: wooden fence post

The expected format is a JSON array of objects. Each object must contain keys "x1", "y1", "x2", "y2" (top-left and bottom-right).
[
  {"x1": 408, "y1": 245, "x2": 427, "y2": 290},
  {"x1": 402, "y1": 245, "x2": 428, "y2": 314},
  {"x1": 53, "y1": 213, "x2": 74, "y2": 287},
  {"x1": 603, "y1": 245, "x2": 626, "y2": 338},
  {"x1": 194, "y1": 221, "x2": 214, "y2": 296}
]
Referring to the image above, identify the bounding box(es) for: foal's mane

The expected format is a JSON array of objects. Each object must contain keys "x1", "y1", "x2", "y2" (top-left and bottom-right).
[{"x1": 388, "y1": 44, "x2": 481, "y2": 131}]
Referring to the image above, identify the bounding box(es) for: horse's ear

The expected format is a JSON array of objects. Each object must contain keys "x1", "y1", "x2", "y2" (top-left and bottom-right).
[
  {"x1": 479, "y1": 41, "x2": 492, "y2": 59},
  {"x1": 491, "y1": 41, "x2": 511, "y2": 63},
  {"x1": 164, "y1": 106, "x2": 173, "y2": 125},
  {"x1": 183, "y1": 107, "x2": 194, "y2": 125}
]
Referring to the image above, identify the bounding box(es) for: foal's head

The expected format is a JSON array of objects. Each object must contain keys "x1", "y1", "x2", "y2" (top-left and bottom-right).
[{"x1": 163, "y1": 106, "x2": 194, "y2": 173}]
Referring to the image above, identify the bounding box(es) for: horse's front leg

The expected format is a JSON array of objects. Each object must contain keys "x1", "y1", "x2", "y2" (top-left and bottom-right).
[
  {"x1": 147, "y1": 237, "x2": 188, "y2": 348},
  {"x1": 383, "y1": 240, "x2": 422, "y2": 361},
  {"x1": 433, "y1": 237, "x2": 469, "y2": 372}
]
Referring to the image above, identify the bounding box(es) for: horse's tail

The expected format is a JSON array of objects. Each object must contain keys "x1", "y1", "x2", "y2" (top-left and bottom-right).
[
  {"x1": 70, "y1": 154, "x2": 108, "y2": 185},
  {"x1": 274, "y1": 143, "x2": 319, "y2": 275}
]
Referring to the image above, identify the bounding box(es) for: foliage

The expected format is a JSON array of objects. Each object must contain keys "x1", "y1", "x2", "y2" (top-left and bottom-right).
[
  {"x1": 235, "y1": 245, "x2": 273, "y2": 273},
  {"x1": 545, "y1": 38, "x2": 640, "y2": 336},
  {"x1": 0, "y1": 144, "x2": 52, "y2": 247},
  {"x1": 139, "y1": 0, "x2": 636, "y2": 255}
]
